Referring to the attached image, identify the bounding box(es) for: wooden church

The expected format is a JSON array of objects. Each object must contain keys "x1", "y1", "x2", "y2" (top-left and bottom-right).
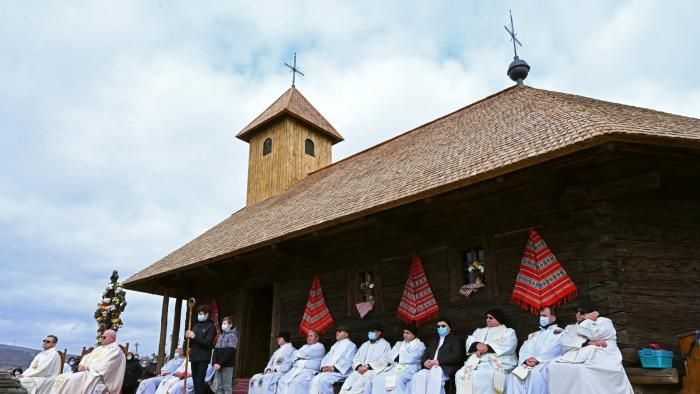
[{"x1": 123, "y1": 66, "x2": 700, "y2": 386}]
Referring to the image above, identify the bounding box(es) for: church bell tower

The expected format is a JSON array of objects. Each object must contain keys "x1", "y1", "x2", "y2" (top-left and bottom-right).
[{"x1": 236, "y1": 87, "x2": 343, "y2": 206}]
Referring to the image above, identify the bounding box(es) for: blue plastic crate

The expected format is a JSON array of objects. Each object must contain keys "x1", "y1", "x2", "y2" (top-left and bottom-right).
[{"x1": 638, "y1": 348, "x2": 673, "y2": 369}]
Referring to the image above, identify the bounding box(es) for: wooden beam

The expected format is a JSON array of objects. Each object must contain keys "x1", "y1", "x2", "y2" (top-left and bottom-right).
[
  {"x1": 169, "y1": 297, "x2": 182, "y2": 358},
  {"x1": 156, "y1": 292, "x2": 169, "y2": 373}
]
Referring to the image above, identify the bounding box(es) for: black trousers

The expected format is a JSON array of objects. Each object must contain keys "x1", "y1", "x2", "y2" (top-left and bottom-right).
[{"x1": 191, "y1": 360, "x2": 209, "y2": 394}]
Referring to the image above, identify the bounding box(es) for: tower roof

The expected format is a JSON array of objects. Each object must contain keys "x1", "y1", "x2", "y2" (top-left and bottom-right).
[{"x1": 236, "y1": 87, "x2": 344, "y2": 144}]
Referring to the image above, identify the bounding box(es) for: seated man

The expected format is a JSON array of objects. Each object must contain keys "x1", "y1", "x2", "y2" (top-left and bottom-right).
[
  {"x1": 18, "y1": 334, "x2": 61, "y2": 394},
  {"x1": 411, "y1": 318, "x2": 464, "y2": 394},
  {"x1": 339, "y1": 324, "x2": 391, "y2": 394},
  {"x1": 248, "y1": 331, "x2": 296, "y2": 394},
  {"x1": 276, "y1": 330, "x2": 326, "y2": 394},
  {"x1": 310, "y1": 326, "x2": 358, "y2": 394},
  {"x1": 548, "y1": 300, "x2": 633, "y2": 394},
  {"x1": 158, "y1": 363, "x2": 216, "y2": 394},
  {"x1": 136, "y1": 348, "x2": 185, "y2": 394},
  {"x1": 370, "y1": 324, "x2": 426, "y2": 394},
  {"x1": 50, "y1": 329, "x2": 126, "y2": 394},
  {"x1": 456, "y1": 309, "x2": 518, "y2": 394},
  {"x1": 506, "y1": 307, "x2": 562, "y2": 394}
]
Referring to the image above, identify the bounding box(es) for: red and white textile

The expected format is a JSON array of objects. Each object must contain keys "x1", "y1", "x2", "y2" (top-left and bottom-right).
[
  {"x1": 299, "y1": 275, "x2": 334, "y2": 336},
  {"x1": 397, "y1": 255, "x2": 439, "y2": 326},
  {"x1": 511, "y1": 228, "x2": 578, "y2": 315}
]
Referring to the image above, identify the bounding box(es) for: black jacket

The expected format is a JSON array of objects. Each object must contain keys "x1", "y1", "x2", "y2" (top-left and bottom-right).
[
  {"x1": 212, "y1": 347, "x2": 237, "y2": 368},
  {"x1": 122, "y1": 358, "x2": 141, "y2": 387},
  {"x1": 421, "y1": 333, "x2": 465, "y2": 378},
  {"x1": 189, "y1": 319, "x2": 216, "y2": 362}
]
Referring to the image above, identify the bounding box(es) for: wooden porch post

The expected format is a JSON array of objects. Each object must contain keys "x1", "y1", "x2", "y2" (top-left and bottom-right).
[
  {"x1": 156, "y1": 292, "x2": 169, "y2": 372},
  {"x1": 169, "y1": 297, "x2": 183, "y2": 358}
]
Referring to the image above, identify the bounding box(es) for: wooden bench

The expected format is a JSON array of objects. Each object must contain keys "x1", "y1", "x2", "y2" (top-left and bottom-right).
[{"x1": 625, "y1": 367, "x2": 681, "y2": 394}]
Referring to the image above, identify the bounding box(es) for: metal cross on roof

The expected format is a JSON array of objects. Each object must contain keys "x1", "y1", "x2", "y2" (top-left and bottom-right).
[
  {"x1": 284, "y1": 52, "x2": 305, "y2": 88},
  {"x1": 504, "y1": 10, "x2": 523, "y2": 57}
]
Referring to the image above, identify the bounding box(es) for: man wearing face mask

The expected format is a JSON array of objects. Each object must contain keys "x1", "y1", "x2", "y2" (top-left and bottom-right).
[
  {"x1": 186, "y1": 304, "x2": 216, "y2": 394},
  {"x1": 122, "y1": 352, "x2": 141, "y2": 394},
  {"x1": 506, "y1": 307, "x2": 562, "y2": 394},
  {"x1": 212, "y1": 316, "x2": 239, "y2": 394},
  {"x1": 136, "y1": 348, "x2": 185, "y2": 394},
  {"x1": 338, "y1": 324, "x2": 391, "y2": 394},
  {"x1": 548, "y1": 300, "x2": 633, "y2": 394},
  {"x1": 67, "y1": 357, "x2": 78, "y2": 374},
  {"x1": 410, "y1": 318, "x2": 464, "y2": 394},
  {"x1": 310, "y1": 326, "x2": 358, "y2": 394},
  {"x1": 456, "y1": 309, "x2": 518, "y2": 394}
]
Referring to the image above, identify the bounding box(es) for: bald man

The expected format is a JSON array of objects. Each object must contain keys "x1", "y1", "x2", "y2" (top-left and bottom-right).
[{"x1": 50, "y1": 329, "x2": 126, "y2": 394}]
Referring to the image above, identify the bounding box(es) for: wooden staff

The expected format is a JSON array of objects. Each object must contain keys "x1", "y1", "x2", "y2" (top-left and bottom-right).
[{"x1": 183, "y1": 297, "x2": 195, "y2": 394}]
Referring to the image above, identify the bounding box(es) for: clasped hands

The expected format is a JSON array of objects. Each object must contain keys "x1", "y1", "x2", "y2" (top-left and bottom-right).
[
  {"x1": 423, "y1": 359, "x2": 440, "y2": 368},
  {"x1": 357, "y1": 365, "x2": 369, "y2": 375},
  {"x1": 524, "y1": 357, "x2": 539, "y2": 367},
  {"x1": 321, "y1": 366, "x2": 335, "y2": 373},
  {"x1": 475, "y1": 343, "x2": 489, "y2": 357}
]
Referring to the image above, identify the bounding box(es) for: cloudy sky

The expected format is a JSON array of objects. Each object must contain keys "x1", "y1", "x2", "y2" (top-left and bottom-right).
[{"x1": 1, "y1": 0, "x2": 699, "y2": 357}]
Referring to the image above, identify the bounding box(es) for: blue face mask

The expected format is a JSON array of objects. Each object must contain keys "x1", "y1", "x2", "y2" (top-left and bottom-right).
[
  {"x1": 221, "y1": 324, "x2": 230, "y2": 332},
  {"x1": 437, "y1": 326, "x2": 449, "y2": 337},
  {"x1": 368, "y1": 331, "x2": 377, "y2": 341},
  {"x1": 197, "y1": 314, "x2": 206, "y2": 322},
  {"x1": 539, "y1": 316, "x2": 550, "y2": 327}
]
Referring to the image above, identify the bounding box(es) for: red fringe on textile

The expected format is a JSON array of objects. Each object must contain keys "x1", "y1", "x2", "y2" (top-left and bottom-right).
[{"x1": 511, "y1": 288, "x2": 578, "y2": 316}]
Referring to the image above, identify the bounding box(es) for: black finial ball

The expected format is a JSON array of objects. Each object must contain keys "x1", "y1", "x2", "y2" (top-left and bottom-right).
[{"x1": 507, "y1": 56, "x2": 530, "y2": 84}]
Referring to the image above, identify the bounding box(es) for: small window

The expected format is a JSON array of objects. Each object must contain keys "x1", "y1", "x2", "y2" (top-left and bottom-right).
[
  {"x1": 305, "y1": 138, "x2": 315, "y2": 156},
  {"x1": 358, "y1": 271, "x2": 375, "y2": 302},
  {"x1": 263, "y1": 138, "x2": 272, "y2": 156},
  {"x1": 463, "y1": 247, "x2": 486, "y2": 285}
]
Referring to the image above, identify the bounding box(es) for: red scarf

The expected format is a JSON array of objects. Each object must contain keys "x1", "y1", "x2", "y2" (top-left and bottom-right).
[
  {"x1": 397, "y1": 255, "x2": 439, "y2": 326},
  {"x1": 512, "y1": 229, "x2": 578, "y2": 315},
  {"x1": 299, "y1": 275, "x2": 334, "y2": 336}
]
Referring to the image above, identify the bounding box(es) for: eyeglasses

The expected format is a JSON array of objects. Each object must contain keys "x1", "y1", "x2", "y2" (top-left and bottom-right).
[
  {"x1": 486, "y1": 316, "x2": 495, "y2": 320},
  {"x1": 576, "y1": 310, "x2": 587, "y2": 314},
  {"x1": 436, "y1": 324, "x2": 448, "y2": 328},
  {"x1": 42, "y1": 340, "x2": 54, "y2": 343}
]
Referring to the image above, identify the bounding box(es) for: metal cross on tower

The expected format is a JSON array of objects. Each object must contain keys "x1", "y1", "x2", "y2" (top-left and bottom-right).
[
  {"x1": 284, "y1": 52, "x2": 305, "y2": 88},
  {"x1": 504, "y1": 10, "x2": 523, "y2": 57}
]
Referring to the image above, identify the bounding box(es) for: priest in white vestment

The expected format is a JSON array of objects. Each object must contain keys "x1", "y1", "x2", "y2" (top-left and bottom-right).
[
  {"x1": 136, "y1": 348, "x2": 185, "y2": 394},
  {"x1": 248, "y1": 331, "x2": 296, "y2": 394},
  {"x1": 338, "y1": 324, "x2": 391, "y2": 394},
  {"x1": 18, "y1": 335, "x2": 62, "y2": 394},
  {"x1": 156, "y1": 363, "x2": 215, "y2": 394},
  {"x1": 456, "y1": 309, "x2": 518, "y2": 394},
  {"x1": 50, "y1": 329, "x2": 126, "y2": 394},
  {"x1": 370, "y1": 325, "x2": 426, "y2": 394},
  {"x1": 548, "y1": 301, "x2": 633, "y2": 394},
  {"x1": 506, "y1": 307, "x2": 562, "y2": 394},
  {"x1": 310, "y1": 326, "x2": 358, "y2": 394},
  {"x1": 277, "y1": 330, "x2": 327, "y2": 394}
]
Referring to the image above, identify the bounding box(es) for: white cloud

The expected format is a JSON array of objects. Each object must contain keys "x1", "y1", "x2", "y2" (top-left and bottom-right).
[{"x1": 0, "y1": 0, "x2": 698, "y2": 356}]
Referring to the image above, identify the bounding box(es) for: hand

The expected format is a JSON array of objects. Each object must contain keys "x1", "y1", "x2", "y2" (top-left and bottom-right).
[
  {"x1": 476, "y1": 343, "x2": 488, "y2": 355},
  {"x1": 322, "y1": 366, "x2": 334, "y2": 373},
  {"x1": 589, "y1": 340, "x2": 607, "y2": 348},
  {"x1": 78, "y1": 365, "x2": 87, "y2": 372},
  {"x1": 214, "y1": 364, "x2": 221, "y2": 371},
  {"x1": 185, "y1": 330, "x2": 195, "y2": 339},
  {"x1": 583, "y1": 311, "x2": 599, "y2": 321},
  {"x1": 357, "y1": 365, "x2": 368, "y2": 374},
  {"x1": 525, "y1": 357, "x2": 538, "y2": 367}
]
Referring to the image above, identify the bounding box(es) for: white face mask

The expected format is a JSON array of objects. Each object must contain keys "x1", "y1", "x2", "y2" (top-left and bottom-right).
[
  {"x1": 127, "y1": 356, "x2": 133, "y2": 360},
  {"x1": 539, "y1": 316, "x2": 550, "y2": 327},
  {"x1": 173, "y1": 353, "x2": 180, "y2": 359},
  {"x1": 221, "y1": 324, "x2": 230, "y2": 332}
]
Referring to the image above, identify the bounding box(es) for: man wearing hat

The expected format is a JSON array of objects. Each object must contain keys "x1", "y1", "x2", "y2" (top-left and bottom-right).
[
  {"x1": 277, "y1": 330, "x2": 326, "y2": 394},
  {"x1": 456, "y1": 308, "x2": 518, "y2": 394},
  {"x1": 548, "y1": 300, "x2": 633, "y2": 394},
  {"x1": 338, "y1": 324, "x2": 391, "y2": 394},
  {"x1": 370, "y1": 324, "x2": 426, "y2": 394},
  {"x1": 411, "y1": 317, "x2": 464, "y2": 394},
  {"x1": 248, "y1": 332, "x2": 296, "y2": 394},
  {"x1": 309, "y1": 326, "x2": 358, "y2": 394}
]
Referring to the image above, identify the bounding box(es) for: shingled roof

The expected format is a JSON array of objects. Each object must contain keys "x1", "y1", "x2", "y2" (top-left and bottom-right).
[
  {"x1": 125, "y1": 85, "x2": 700, "y2": 287},
  {"x1": 236, "y1": 87, "x2": 344, "y2": 143}
]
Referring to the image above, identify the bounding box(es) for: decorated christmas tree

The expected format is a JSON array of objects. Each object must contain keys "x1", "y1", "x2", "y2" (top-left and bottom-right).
[{"x1": 93, "y1": 270, "x2": 127, "y2": 345}]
